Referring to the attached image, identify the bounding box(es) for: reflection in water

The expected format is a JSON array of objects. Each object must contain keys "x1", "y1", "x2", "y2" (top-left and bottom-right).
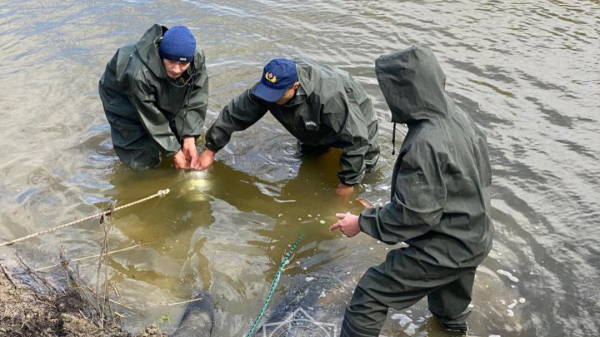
[{"x1": 0, "y1": 0, "x2": 598, "y2": 336}]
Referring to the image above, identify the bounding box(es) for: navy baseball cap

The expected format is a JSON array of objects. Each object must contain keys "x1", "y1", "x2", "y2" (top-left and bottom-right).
[{"x1": 254, "y1": 58, "x2": 298, "y2": 102}]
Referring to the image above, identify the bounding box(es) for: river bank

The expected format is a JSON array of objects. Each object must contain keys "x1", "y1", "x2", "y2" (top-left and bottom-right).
[{"x1": 0, "y1": 262, "x2": 165, "y2": 337}]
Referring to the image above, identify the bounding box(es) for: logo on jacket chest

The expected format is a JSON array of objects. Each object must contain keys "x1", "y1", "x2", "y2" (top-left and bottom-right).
[{"x1": 305, "y1": 121, "x2": 318, "y2": 130}]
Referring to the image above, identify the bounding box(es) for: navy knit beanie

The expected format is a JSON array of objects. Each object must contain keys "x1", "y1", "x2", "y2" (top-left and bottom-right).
[{"x1": 159, "y1": 26, "x2": 196, "y2": 62}]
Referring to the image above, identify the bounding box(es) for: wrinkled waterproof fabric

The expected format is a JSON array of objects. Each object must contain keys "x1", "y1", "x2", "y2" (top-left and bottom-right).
[
  {"x1": 204, "y1": 60, "x2": 379, "y2": 186},
  {"x1": 342, "y1": 46, "x2": 494, "y2": 336},
  {"x1": 99, "y1": 24, "x2": 209, "y2": 169}
]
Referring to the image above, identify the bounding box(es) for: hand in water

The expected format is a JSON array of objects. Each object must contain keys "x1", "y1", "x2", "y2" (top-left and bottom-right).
[
  {"x1": 335, "y1": 183, "x2": 354, "y2": 196},
  {"x1": 329, "y1": 213, "x2": 360, "y2": 238},
  {"x1": 181, "y1": 137, "x2": 198, "y2": 167},
  {"x1": 172, "y1": 150, "x2": 188, "y2": 169},
  {"x1": 195, "y1": 149, "x2": 215, "y2": 170}
]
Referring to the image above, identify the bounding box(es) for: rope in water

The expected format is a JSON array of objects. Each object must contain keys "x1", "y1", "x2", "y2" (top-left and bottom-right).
[
  {"x1": 246, "y1": 232, "x2": 305, "y2": 337},
  {"x1": 0, "y1": 189, "x2": 170, "y2": 248}
]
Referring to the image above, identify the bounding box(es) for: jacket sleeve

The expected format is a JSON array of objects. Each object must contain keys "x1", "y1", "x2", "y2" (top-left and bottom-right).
[
  {"x1": 178, "y1": 61, "x2": 209, "y2": 138},
  {"x1": 204, "y1": 87, "x2": 268, "y2": 152},
  {"x1": 358, "y1": 140, "x2": 446, "y2": 244},
  {"x1": 128, "y1": 71, "x2": 181, "y2": 156},
  {"x1": 325, "y1": 92, "x2": 370, "y2": 185}
]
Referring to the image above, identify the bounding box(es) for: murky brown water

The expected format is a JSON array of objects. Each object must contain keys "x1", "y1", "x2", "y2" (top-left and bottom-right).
[{"x1": 1, "y1": 0, "x2": 599, "y2": 336}]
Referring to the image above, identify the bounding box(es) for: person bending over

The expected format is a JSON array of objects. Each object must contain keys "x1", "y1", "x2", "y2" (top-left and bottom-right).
[
  {"x1": 197, "y1": 58, "x2": 379, "y2": 196},
  {"x1": 99, "y1": 24, "x2": 208, "y2": 170}
]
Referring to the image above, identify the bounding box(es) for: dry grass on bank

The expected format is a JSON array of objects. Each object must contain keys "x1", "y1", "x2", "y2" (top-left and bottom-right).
[
  {"x1": 0, "y1": 210, "x2": 167, "y2": 337},
  {"x1": 0, "y1": 260, "x2": 166, "y2": 337}
]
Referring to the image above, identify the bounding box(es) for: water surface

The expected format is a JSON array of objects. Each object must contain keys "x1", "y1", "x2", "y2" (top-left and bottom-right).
[{"x1": 0, "y1": 0, "x2": 598, "y2": 336}]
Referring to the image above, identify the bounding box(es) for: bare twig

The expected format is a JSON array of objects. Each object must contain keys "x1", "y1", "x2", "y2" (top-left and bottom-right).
[
  {"x1": 34, "y1": 244, "x2": 147, "y2": 272},
  {"x1": 106, "y1": 299, "x2": 134, "y2": 312},
  {"x1": 93, "y1": 202, "x2": 116, "y2": 329},
  {"x1": 60, "y1": 246, "x2": 103, "y2": 325},
  {"x1": 84, "y1": 285, "x2": 146, "y2": 318},
  {"x1": 14, "y1": 253, "x2": 58, "y2": 293},
  {"x1": 112, "y1": 283, "x2": 121, "y2": 298},
  {"x1": 163, "y1": 297, "x2": 207, "y2": 307},
  {"x1": 104, "y1": 206, "x2": 115, "y2": 321},
  {"x1": 0, "y1": 263, "x2": 18, "y2": 289}
]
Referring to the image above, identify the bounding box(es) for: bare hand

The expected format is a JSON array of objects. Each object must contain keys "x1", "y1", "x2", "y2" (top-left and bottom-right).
[
  {"x1": 196, "y1": 149, "x2": 216, "y2": 170},
  {"x1": 335, "y1": 183, "x2": 354, "y2": 196},
  {"x1": 329, "y1": 213, "x2": 360, "y2": 238},
  {"x1": 172, "y1": 150, "x2": 189, "y2": 169},
  {"x1": 181, "y1": 137, "x2": 198, "y2": 168}
]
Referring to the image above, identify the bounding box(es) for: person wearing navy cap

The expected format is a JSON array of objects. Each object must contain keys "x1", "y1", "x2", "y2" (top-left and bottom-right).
[
  {"x1": 197, "y1": 58, "x2": 380, "y2": 196},
  {"x1": 99, "y1": 24, "x2": 209, "y2": 170}
]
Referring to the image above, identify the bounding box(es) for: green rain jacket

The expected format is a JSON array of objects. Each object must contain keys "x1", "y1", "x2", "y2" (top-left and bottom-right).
[
  {"x1": 204, "y1": 61, "x2": 378, "y2": 186},
  {"x1": 99, "y1": 24, "x2": 209, "y2": 156},
  {"x1": 360, "y1": 46, "x2": 494, "y2": 268}
]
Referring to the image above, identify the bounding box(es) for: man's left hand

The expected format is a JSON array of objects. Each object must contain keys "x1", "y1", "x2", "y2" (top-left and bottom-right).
[
  {"x1": 172, "y1": 150, "x2": 188, "y2": 169},
  {"x1": 336, "y1": 183, "x2": 354, "y2": 196},
  {"x1": 329, "y1": 213, "x2": 360, "y2": 238}
]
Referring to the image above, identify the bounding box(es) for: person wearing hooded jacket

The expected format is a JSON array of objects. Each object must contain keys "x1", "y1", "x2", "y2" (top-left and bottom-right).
[
  {"x1": 330, "y1": 46, "x2": 494, "y2": 336},
  {"x1": 99, "y1": 24, "x2": 209, "y2": 170},
  {"x1": 196, "y1": 58, "x2": 380, "y2": 196}
]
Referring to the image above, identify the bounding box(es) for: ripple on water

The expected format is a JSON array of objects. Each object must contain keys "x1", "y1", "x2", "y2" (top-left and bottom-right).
[{"x1": 1, "y1": 0, "x2": 599, "y2": 336}]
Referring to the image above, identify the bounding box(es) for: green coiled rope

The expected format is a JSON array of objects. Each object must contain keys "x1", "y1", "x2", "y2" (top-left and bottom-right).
[{"x1": 246, "y1": 232, "x2": 305, "y2": 337}]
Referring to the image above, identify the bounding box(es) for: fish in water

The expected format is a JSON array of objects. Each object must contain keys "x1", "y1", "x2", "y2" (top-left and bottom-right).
[
  {"x1": 171, "y1": 292, "x2": 214, "y2": 337},
  {"x1": 171, "y1": 270, "x2": 355, "y2": 336},
  {"x1": 172, "y1": 199, "x2": 374, "y2": 336}
]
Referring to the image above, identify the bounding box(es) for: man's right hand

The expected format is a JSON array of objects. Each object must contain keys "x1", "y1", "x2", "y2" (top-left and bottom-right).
[
  {"x1": 195, "y1": 149, "x2": 216, "y2": 170},
  {"x1": 329, "y1": 213, "x2": 360, "y2": 238},
  {"x1": 172, "y1": 150, "x2": 188, "y2": 169}
]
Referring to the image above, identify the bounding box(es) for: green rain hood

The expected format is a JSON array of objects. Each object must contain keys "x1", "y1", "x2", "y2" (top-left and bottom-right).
[
  {"x1": 359, "y1": 46, "x2": 494, "y2": 268},
  {"x1": 99, "y1": 24, "x2": 209, "y2": 156},
  {"x1": 205, "y1": 60, "x2": 379, "y2": 185}
]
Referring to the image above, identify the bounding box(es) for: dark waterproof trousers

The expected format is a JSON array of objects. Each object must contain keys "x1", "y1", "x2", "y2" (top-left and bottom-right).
[
  {"x1": 340, "y1": 248, "x2": 475, "y2": 336},
  {"x1": 104, "y1": 110, "x2": 162, "y2": 170}
]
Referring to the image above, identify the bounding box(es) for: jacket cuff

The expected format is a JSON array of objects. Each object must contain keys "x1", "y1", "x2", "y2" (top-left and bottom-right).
[
  {"x1": 338, "y1": 172, "x2": 364, "y2": 186},
  {"x1": 181, "y1": 133, "x2": 200, "y2": 139},
  {"x1": 358, "y1": 208, "x2": 379, "y2": 238},
  {"x1": 204, "y1": 140, "x2": 220, "y2": 153},
  {"x1": 164, "y1": 145, "x2": 182, "y2": 157}
]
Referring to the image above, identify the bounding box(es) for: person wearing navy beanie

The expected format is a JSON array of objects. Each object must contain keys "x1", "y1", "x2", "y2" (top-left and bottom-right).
[
  {"x1": 99, "y1": 24, "x2": 209, "y2": 170},
  {"x1": 159, "y1": 26, "x2": 196, "y2": 63}
]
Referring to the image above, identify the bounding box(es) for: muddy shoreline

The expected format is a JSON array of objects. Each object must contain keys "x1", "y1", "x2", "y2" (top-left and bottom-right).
[{"x1": 0, "y1": 261, "x2": 165, "y2": 337}]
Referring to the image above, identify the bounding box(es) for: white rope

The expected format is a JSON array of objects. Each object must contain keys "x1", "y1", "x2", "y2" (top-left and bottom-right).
[{"x1": 0, "y1": 189, "x2": 170, "y2": 247}]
